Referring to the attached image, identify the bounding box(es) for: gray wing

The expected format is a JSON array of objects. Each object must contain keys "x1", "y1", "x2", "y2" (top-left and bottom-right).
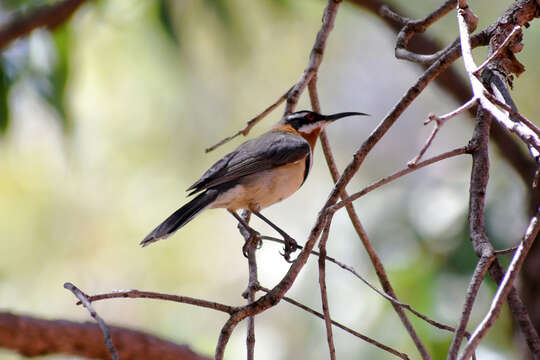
[{"x1": 187, "y1": 130, "x2": 310, "y2": 194}]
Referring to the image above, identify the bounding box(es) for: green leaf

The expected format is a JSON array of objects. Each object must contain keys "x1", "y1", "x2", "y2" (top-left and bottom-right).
[
  {"x1": 0, "y1": 61, "x2": 10, "y2": 134},
  {"x1": 47, "y1": 26, "x2": 70, "y2": 131},
  {"x1": 157, "y1": 0, "x2": 179, "y2": 45},
  {"x1": 204, "y1": 0, "x2": 233, "y2": 28}
]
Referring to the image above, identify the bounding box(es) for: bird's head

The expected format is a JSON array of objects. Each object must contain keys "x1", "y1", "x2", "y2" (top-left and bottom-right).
[{"x1": 281, "y1": 110, "x2": 368, "y2": 135}]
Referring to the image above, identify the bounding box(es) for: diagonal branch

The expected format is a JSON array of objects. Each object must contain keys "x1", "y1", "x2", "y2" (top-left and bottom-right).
[
  {"x1": 0, "y1": 0, "x2": 87, "y2": 50},
  {"x1": 459, "y1": 211, "x2": 540, "y2": 360},
  {"x1": 309, "y1": 77, "x2": 430, "y2": 358},
  {"x1": 64, "y1": 282, "x2": 119, "y2": 360}
]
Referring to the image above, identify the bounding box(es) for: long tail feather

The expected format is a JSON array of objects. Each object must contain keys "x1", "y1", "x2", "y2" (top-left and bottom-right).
[{"x1": 141, "y1": 190, "x2": 218, "y2": 247}]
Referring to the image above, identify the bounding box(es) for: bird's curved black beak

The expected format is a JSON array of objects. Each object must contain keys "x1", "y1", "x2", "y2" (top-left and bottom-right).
[{"x1": 322, "y1": 112, "x2": 369, "y2": 121}]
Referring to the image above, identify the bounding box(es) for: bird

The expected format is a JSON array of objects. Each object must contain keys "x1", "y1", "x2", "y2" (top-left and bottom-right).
[{"x1": 141, "y1": 110, "x2": 368, "y2": 259}]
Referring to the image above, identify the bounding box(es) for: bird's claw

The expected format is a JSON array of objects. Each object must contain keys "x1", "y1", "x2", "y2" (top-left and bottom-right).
[{"x1": 280, "y1": 236, "x2": 299, "y2": 263}]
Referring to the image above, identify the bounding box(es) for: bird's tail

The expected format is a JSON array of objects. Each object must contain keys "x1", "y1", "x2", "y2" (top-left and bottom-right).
[{"x1": 141, "y1": 189, "x2": 218, "y2": 247}]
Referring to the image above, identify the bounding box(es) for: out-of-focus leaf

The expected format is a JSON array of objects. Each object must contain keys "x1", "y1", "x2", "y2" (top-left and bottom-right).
[
  {"x1": 266, "y1": 0, "x2": 291, "y2": 9},
  {"x1": 157, "y1": 0, "x2": 179, "y2": 45},
  {"x1": 46, "y1": 26, "x2": 70, "y2": 131},
  {"x1": 0, "y1": 60, "x2": 10, "y2": 134},
  {"x1": 204, "y1": 0, "x2": 233, "y2": 28}
]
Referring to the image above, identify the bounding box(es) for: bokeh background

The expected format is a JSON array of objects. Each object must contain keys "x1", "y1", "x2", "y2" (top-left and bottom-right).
[{"x1": 0, "y1": 0, "x2": 539, "y2": 359}]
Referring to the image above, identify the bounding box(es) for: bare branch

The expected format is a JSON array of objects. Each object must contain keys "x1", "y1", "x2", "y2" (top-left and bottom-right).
[
  {"x1": 330, "y1": 146, "x2": 469, "y2": 213},
  {"x1": 309, "y1": 72, "x2": 430, "y2": 359},
  {"x1": 205, "y1": 88, "x2": 291, "y2": 153},
  {"x1": 409, "y1": 99, "x2": 478, "y2": 165},
  {"x1": 318, "y1": 223, "x2": 336, "y2": 360},
  {"x1": 473, "y1": 26, "x2": 521, "y2": 75},
  {"x1": 0, "y1": 0, "x2": 87, "y2": 50},
  {"x1": 447, "y1": 255, "x2": 494, "y2": 359},
  {"x1": 380, "y1": 0, "x2": 458, "y2": 65},
  {"x1": 459, "y1": 212, "x2": 540, "y2": 360},
  {"x1": 64, "y1": 282, "x2": 119, "y2": 360},
  {"x1": 283, "y1": 0, "x2": 342, "y2": 114},
  {"x1": 239, "y1": 210, "x2": 258, "y2": 360},
  {"x1": 0, "y1": 312, "x2": 210, "y2": 360},
  {"x1": 257, "y1": 286, "x2": 410, "y2": 359},
  {"x1": 79, "y1": 289, "x2": 236, "y2": 314},
  {"x1": 262, "y1": 235, "x2": 472, "y2": 338}
]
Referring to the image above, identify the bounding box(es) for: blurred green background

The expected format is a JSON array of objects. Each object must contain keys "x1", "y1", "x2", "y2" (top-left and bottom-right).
[{"x1": 0, "y1": 0, "x2": 539, "y2": 359}]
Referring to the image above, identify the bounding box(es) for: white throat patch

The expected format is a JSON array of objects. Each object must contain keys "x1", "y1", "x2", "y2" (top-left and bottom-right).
[{"x1": 298, "y1": 121, "x2": 327, "y2": 134}]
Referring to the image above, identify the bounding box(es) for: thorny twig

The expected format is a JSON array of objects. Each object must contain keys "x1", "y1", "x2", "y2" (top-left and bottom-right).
[{"x1": 64, "y1": 282, "x2": 119, "y2": 360}]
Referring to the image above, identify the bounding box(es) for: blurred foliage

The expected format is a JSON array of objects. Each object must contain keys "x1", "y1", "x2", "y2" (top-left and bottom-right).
[{"x1": 0, "y1": 0, "x2": 538, "y2": 359}]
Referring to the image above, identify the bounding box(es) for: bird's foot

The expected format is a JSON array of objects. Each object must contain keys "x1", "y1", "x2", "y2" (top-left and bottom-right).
[
  {"x1": 280, "y1": 235, "x2": 299, "y2": 263},
  {"x1": 242, "y1": 230, "x2": 261, "y2": 258}
]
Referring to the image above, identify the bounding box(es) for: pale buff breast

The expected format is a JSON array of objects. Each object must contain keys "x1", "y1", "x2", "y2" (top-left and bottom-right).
[{"x1": 209, "y1": 159, "x2": 307, "y2": 211}]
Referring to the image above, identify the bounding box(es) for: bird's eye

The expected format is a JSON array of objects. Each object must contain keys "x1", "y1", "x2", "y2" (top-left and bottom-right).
[{"x1": 305, "y1": 113, "x2": 314, "y2": 121}]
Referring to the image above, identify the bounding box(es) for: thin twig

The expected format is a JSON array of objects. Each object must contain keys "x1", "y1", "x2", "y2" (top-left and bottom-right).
[
  {"x1": 213, "y1": 2, "x2": 345, "y2": 358},
  {"x1": 261, "y1": 236, "x2": 471, "y2": 338},
  {"x1": 64, "y1": 282, "x2": 119, "y2": 360},
  {"x1": 257, "y1": 286, "x2": 410, "y2": 359},
  {"x1": 447, "y1": 255, "x2": 494, "y2": 359},
  {"x1": 283, "y1": 0, "x2": 342, "y2": 114},
  {"x1": 380, "y1": 0, "x2": 458, "y2": 66},
  {"x1": 494, "y1": 246, "x2": 518, "y2": 256},
  {"x1": 409, "y1": 99, "x2": 477, "y2": 166},
  {"x1": 308, "y1": 75, "x2": 336, "y2": 360},
  {"x1": 330, "y1": 146, "x2": 470, "y2": 213},
  {"x1": 473, "y1": 26, "x2": 521, "y2": 75},
  {"x1": 239, "y1": 210, "x2": 257, "y2": 360},
  {"x1": 318, "y1": 222, "x2": 336, "y2": 360},
  {"x1": 78, "y1": 289, "x2": 236, "y2": 314},
  {"x1": 458, "y1": 3, "x2": 540, "y2": 355},
  {"x1": 457, "y1": 3, "x2": 540, "y2": 156},
  {"x1": 309, "y1": 73, "x2": 430, "y2": 359},
  {"x1": 459, "y1": 211, "x2": 540, "y2": 360},
  {"x1": 205, "y1": 88, "x2": 291, "y2": 153}
]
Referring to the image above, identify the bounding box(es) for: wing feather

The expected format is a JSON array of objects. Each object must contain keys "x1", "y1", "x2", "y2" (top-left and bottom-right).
[{"x1": 187, "y1": 131, "x2": 310, "y2": 194}]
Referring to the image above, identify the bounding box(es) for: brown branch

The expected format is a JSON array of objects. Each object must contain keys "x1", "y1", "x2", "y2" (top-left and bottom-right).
[
  {"x1": 0, "y1": 312, "x2": 210, "y2": 360},
  {"x1": 330, "y1": 146, "x2": 470, "y2": 213},
  {"x1": 283, "y1": 0, "x2": 342, "y2": 114},
  {"x1": 309, "y1": 76, "x2": 430, "y2": 358},
  {"x1": 460, "y1": 211, "x2": 540, "y2": 360},
  {"x1": 205, "y1": 88, "x2": 291, "y2": 153},
  {"x1": 239, "y1": 210, "x2": 258, "y2": 360},
  {"x1": 64, "y1": 282, "x2": 118, "y2": 360},
  {"x1": 261, "y1": 235, "x2": 472, "y2": 339},
  {"x1": 456, "y1": 3, "x2": 540, "y2": 355},
  {"x1": 380, "y1": 0, "x2": 458, "y2": 65},
  {"x1": 0, "y1": 0, "x2": 87, "y2": 50},
  {"x1": 318, "y1": 222, "x2": 336, "y2": 360},
  {"x1": 347, "y1": 0, "x2": 538, "y2": 207},
  {"x1": 212, "y1": 2, "x2": 345, "y2": 358},
  {"x1": 257, "y1": 286, "x2": 410, "y2": 359},
  {"x1": 447, "y1": 255, "x2": 494, "y2": 359},
  {"x1": 409, "y1": 99, "x2": 478, "y2": 166},
  {"x1": 79, "y1": 289, "x2": 236, "y2": 314}
]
